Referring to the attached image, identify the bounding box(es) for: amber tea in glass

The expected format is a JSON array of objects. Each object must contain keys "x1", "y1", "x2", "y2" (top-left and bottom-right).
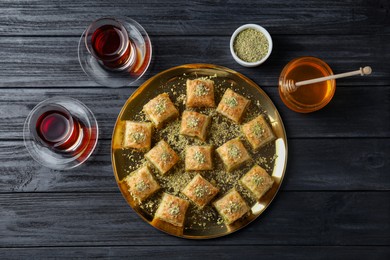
[
  {"x1": 79, "y1": 17, "x2": 152, "y2": 87},
  {"x1": 278, "y1": 57, "x2": 335, "y2": 113},
  {"x1": 23, "y1": 97, "x2": 99, "y2": 170},
  {"x1": 33, "y1": 104, "x2": 91, "y2": 155},
  {"x1": 86, "y1": 18, "x2": 135, "y2": 70}
]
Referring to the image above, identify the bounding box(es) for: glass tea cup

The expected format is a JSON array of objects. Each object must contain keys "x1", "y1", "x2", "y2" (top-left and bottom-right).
[
  {"x1": 278, "y1": 56, "x2": 336, "y2": 113},
  {"x1": 23, "y1": 97, "x2": 98, "y2": 170},
  {"x1": 78, "y1": 17, "x2": 152, "y2": 87},
  {"x1": 85, "y1": 18, "x2": 134, "y2": 70}
]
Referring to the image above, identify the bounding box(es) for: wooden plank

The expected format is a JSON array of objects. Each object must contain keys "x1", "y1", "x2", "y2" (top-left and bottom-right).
[
  {"x1": 0, "y1": 139, "x2": 388, "y2": 192},
  {"x1": 1, "y1": 246, "x2": 389, "y2": 259},
  {"x1": 0, "y1": 35, "x2": 388, "y2": 88},
  {"x1": 0, "y1": 86, "x2": 388, "y2": 140},
  {"x1": 0, "y1": 192, "x2": 388, "y2": 246},
  {"x1": 0, "y1": 140, "x2": 117, "y2": 193},
  {"x1": 0, "y1": 0, "x2": 388, "y2": 36}
]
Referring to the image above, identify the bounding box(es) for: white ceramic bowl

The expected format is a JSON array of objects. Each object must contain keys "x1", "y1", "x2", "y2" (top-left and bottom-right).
[{"x1": 230, "y1": 24, "x2": 273, "y2": 67}]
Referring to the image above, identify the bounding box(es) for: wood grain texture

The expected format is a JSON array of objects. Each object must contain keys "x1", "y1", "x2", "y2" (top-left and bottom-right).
[
  {"x1": 0, "y1": 87, "x2": 388, "y2": 140},
  {"x1": 0, "y1": 0, "x2": 389, "y2": 256},
  {"x1": 0, "y1": 0, "x2": 388, "y2": 36},
  {"x1": 0, "y1": 192, "x2": 388, "y2": 247},
  {"x1": 1, "y1": 139, "x2": 388, "y2": 193},
  {"x1": 1, "y1": 246, "x2": 389, "y2": 260},
  {"x1": 0, "y1": 35, "x2": 388, "y2": 88}
]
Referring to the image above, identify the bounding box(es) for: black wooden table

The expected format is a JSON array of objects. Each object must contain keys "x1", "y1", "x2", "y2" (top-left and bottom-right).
[{"x1": 0, "y1": 1, "x2": 389, "y2": 259}]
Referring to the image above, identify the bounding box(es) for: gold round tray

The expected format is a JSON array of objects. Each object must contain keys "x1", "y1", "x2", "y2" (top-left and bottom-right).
[{"x1": 111, "y1": 64, "x2": 287, "y2": 239}]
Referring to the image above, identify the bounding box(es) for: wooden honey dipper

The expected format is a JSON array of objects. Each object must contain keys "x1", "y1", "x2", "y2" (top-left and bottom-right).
[{"x1": 284, "y1": 66, "x2": 372, "y2": 93}]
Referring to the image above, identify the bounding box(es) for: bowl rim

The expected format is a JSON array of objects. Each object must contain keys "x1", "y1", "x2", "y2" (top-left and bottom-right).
[{"x1": 230, "y1": 24, "x2": 273, "y2": 67}]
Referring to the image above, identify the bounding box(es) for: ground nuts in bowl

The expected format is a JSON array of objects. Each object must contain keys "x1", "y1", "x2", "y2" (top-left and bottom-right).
[{"x1": 230, "y1": 24, "x2": 273, "y2": 67}]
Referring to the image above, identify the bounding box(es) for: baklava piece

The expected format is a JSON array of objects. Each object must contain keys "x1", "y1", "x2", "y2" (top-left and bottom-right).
[
  {"x1": 240, "y1": 165, "x2": 274, "y2": 200},
  {"x1": 242, "y1": 115, "x2": 275, "y2": 150},
  {"x1": 216, "y1": 138, "x2": 251, "y2": 172},
  {"x1": 186, "y1": 78, "x2": 216, "y2": 108},
  {"x1": 143, "y1": 93, "x2": 179, "y2": 128},
  {"x1": 216, "y1": 88, "x2": 250, "y2": 123},
  {"x1": 123, "y1": 121, "x2": 153, "y2": 151},
  {"x1": 123, "y1": 166, "x2": 160, "y2": 203},
  {"x1": 180, "y1": 110, "x2": 211, "y2": 141},
  {"x1": 145, "y1": 140, "x2": 180, "y2": 175},
  {"x1": 213, "y1": 189, "x2": 250, "y2": 225},
  {"x1": 154, "y1": 193, "x2": 190, "y2": 227},
  {"x1": 182, "y1": 174, "x2": 219, "y2": 209},
  {"x1": 185, "y1": 145, "x2": 213, "y2": 171}
]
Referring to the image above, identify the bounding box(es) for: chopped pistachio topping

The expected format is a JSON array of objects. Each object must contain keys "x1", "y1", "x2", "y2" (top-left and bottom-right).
[
  {"x1": 253, "y1": 175, "x2": 265, "y2": 186},
  {"x1": 224, "y1": 97, "x2": 238, "y2": 108},
  {"x1": 135, "y1": 180, "x2": 149, "y2": 192},
  {"x1": 193, "y1": 150, "x2": 206, "y2": 164},
  {"x1": 194, "y1": 185, "x2": 209, "y2": 198},
  {"x1": 195, "y1": 83, "x2": 209, "y2": 96},
  {"x1": 252, "y1": 123, "x2": 264, "y2": 138},
  {"x1": 154, "y1": 98, "x2": 166, "y2": 114},
  {"x1": 161, "y1": 151, "x2": 172, "y2": 163},
  {"x1": 227, "y1": 200, "x2": 241, "y2": 214},
  {"x1": 169, "y1": 203, "x2": 180, "y2": 217},
  {"x1": 228, "y1": 145, "x2": 241, "y2": 159},
  {"x1": 217, "y1": 217, "x2": 224, "y2": 225},
  {"x1": 233, "y1": 28, "x2": 269, "y2": 62},
  {"x1": 132, "y1": 132, "x2": 146, "y2": 143},
  {"x1": 187, "y1": 117, "x2": 199, "y2": 128}
]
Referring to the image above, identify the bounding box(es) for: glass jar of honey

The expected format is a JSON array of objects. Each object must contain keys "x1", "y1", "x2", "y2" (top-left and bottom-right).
[{"x1": 278, "y1": 57, "x2": 336, "y2": 113}]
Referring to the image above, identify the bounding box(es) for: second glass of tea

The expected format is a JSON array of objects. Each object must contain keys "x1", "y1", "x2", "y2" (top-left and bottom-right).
[
  {"x1": 23, "y1": 97, "x2": 99, "y2": 170},
  {"x1": 78, "y1": 17, "x2": 152, "y2": 87},
  {"x1": 278, "y1": 56, "x2": 336, "y2": 113}
]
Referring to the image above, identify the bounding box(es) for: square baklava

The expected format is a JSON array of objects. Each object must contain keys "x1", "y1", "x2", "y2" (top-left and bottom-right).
[
  {"x1": 154, "y1": 193, "x2": 190, "y2": 227},
  {"x1": 242, "y1": 115, "x2": 275, "y2": 150},
  {"x1": 215, "y1": 138, "x2": 251, "y2": 171},
  {"x1": 143, "y1": 93, "x2": 179, "y2": 128},
  {"x1": 213, "y1": 189, "x2": 249, "y2": 225},
  {"x1": 240, "y1": 165, "x2": 274, "y2": 200},
  {"x1": 182, "y1": 174, "x2": 219, "y2": 208},
  {"x1": 123, "y1": 121, "x2": 153, "y2": 151},
  {"x1": 145, "y1": 140, "x2": 180, "y2": 175},
  {"x1": 185, "y1": 145, "x2": 213, "y2": 171},
  {"x1": 216, "y1": 88, "x2": 250, "y2": 123},
  {"x1": 186, "y1": 78, "x2": 216, "y2": 108},
  {"x1": 180, "y1": 110, "x2": 211, "y2": 141},
  {"x1": 123, "y1": 165, "x2": 160, "y2": 203}
]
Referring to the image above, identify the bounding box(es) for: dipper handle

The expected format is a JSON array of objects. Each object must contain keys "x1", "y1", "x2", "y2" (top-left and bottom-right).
[{"x1": 284, "y1": 66, "x2": 372, "y2": 93}]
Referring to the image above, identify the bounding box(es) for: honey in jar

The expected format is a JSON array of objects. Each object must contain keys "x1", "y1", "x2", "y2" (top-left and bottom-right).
[{"x1": 278, "y1": 57, "x2": 336, "y2": 113}]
